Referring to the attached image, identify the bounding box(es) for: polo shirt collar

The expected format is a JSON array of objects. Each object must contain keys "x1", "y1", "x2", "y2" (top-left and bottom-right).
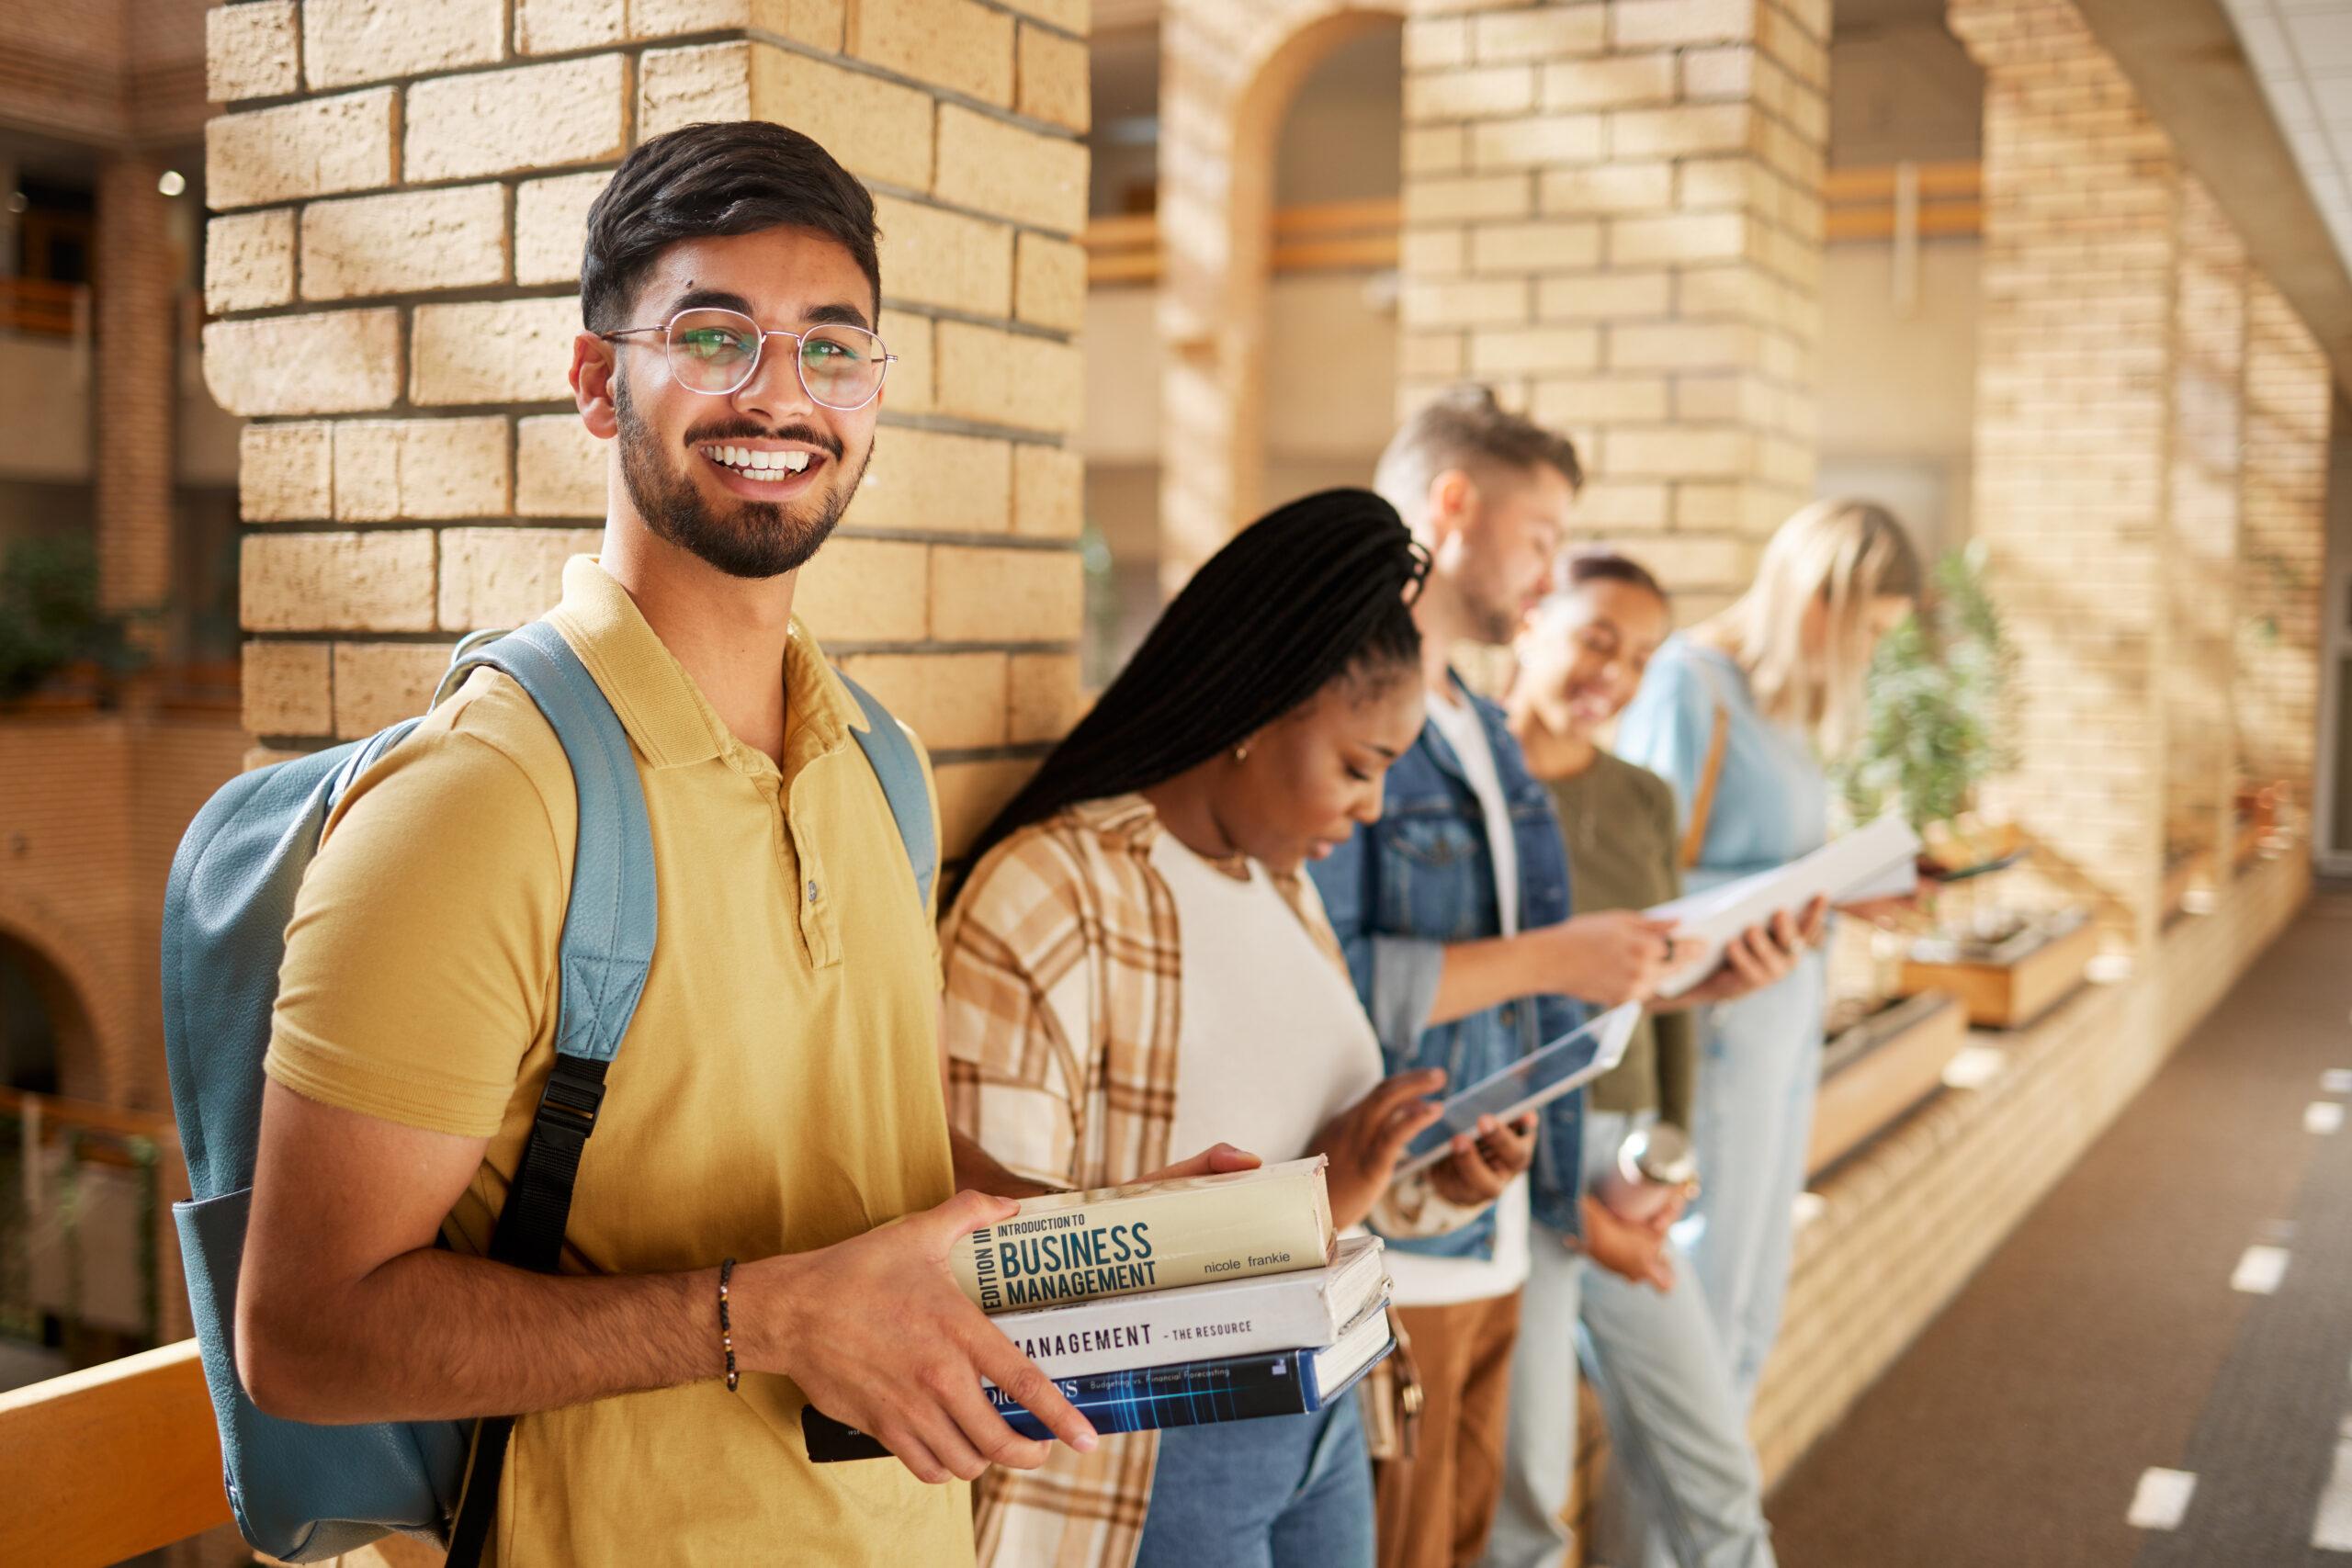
[{"x1": 546, "y1": 555, "x2": 863, "y2": 772}]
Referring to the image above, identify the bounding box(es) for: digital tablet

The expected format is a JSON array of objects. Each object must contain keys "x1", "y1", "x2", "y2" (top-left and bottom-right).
[{"x1": 1390, "y1": 1004, "x2": 1642, "y2": 1180}]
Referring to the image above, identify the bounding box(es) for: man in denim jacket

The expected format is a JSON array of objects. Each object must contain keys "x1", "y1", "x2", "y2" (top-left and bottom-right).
[{"x1": 1311, "y1": 387, "x2": 1677, "y2": 1568}]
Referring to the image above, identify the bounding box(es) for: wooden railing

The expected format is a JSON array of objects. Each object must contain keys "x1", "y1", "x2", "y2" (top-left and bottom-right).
[
  {"x1": 0, "y1": 276, "x2": 89, "y2": 338},
  {"x1": 1823, "y1": 160, "x2": 1983, "y2": 242},
  {"x1": 0, "y1": 1337, "x2": 231, "y2": 1565},
  {"x1": 1083, "y1": 161, "x2": 1984, "y2": 286}
]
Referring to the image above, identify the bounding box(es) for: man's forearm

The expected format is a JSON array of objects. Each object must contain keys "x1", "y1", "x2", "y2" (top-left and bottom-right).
[
  {"x1": 1428, "y1": 928, "x2": 1556, "y2": 1025},
  {"x1": 242, "y1": 1247, "x2": 720, "y2": 1425}
]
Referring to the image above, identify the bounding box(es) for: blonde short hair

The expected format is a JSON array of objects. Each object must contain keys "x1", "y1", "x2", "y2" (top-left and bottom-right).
[{"x1": 1725, "y1": 499, "x2": 1921, "y2": 756}]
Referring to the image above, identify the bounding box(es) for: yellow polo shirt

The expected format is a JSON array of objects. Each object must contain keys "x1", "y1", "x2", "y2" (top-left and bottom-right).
[{"x1": 266, "y1": 557, "x2": 969, "y2": 1567}]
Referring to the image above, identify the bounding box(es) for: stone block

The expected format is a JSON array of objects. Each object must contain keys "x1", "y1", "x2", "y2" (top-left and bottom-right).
[
  {"x1": 303, "y1": 0, "x2": 503, "y2": 89},
  {"x1": 928, "y1": 545, "x2": 1080, "y2": 641},
  {"x1": 204, "y1": 310, "x2": 404, "y2": 416},
  {"x1": 242, "y1": 529, "x2": 438, "y2": 632},
  {"x1": 515, "y1": 414, "x2": 608, "y2": 516},
  {"x1": 439, "y1": 525, "x2": 606, "y2": 628},
  {"x1": 301, "y1": 185, "x2": 510, "y2": 299},
  {"x1": 242, "y1": 639, "x2": 333, "y2": 735},
  {"x1": 205, "y1": 209, "x2": 296, "y2": 313},
  {"x1": 206, "y1": 90, "x2": 398, "y2": 209},
  {"x1": 933, "y1": 107, "x2": 1087, "y2": 234},
  {"x1": 411, "y1": 297, "x2": 582, "y2": 406},
  {"x1": 240, "y1": 423, "x2": 335, "y2": 521},
  {"x1": 208, "y1": 2, "x2": 300, "y2": 102},
  {"x1": 333, "y1": 417, "x2": 512, "y2": 521},
  {"x1": 406, "y1": 55, "x2": 629, "y2": 183}
]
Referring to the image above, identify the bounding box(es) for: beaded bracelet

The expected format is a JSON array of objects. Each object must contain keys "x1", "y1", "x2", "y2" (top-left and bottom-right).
[{"x1": 718, "y1": 1257, "x2": 740, "y2": 1393}]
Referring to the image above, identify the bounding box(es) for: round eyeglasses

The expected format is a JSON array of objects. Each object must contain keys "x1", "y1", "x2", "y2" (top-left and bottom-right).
[{"x1": 598, "y1": 308, "x2": 896, "y2": 411}]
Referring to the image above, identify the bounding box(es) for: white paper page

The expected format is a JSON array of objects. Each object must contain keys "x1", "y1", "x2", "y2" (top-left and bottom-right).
[{"x1": 1647, "y1": 816, "x2": 1920, "y2": 998}]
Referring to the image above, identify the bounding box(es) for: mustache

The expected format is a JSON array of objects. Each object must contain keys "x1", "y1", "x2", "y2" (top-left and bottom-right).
[{"x1": 682, "y1": 421, "x2": 843, "y2": 459}]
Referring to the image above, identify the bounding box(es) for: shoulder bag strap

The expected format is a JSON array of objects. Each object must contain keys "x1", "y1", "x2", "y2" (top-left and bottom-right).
[
  {"x1": 1678, "y1": 699, "x2": 1732, "y2": 873},
  {"x1": 838, "y1": 671, "x2": 939, "y2": 911},
  {"x1": 439, "y1": 622, "x2": 658, "y2": 1568}
]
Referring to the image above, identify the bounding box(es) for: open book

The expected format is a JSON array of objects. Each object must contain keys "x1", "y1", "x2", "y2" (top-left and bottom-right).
[{"x1": 1647, "y1": 815, "x2": 1920, "y2": 999}]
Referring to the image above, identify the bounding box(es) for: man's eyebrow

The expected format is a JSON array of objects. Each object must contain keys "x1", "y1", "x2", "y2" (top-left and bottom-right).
[
  {"x1": 1368, "y1": 740, "x2": 1404, "y2": 759},
  {"x1": 804, "y1": 300, "x2": 874, "y2": 332},
  {"x1": 665, "y1": 287, "x2": 756, "y2": 316}
]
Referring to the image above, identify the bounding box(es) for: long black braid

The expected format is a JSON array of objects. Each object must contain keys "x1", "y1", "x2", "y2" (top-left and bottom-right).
[{"x1": 960, "y1": 487, "x2": 1429, "y2": 885}]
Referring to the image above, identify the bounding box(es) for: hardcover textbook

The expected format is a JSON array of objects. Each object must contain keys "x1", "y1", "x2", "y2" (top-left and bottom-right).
[
  {"x1": 990, "y1": 1234, "x2": 1387, "y2": 1382},
  {"x1": 803, "y1": 1298, "x2": 1397, "y2": 1461},
  {"x1": 949, "y1": 1156, "x2": 1336, "y2": 1314}
]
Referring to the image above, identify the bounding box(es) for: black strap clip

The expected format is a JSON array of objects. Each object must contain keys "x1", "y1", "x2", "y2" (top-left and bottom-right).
[{"x1": 532, "y1": 1055, "x2": 609, "y2": 1137}]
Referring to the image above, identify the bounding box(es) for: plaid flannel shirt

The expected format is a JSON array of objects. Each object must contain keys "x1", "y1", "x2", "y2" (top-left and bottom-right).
[{"x1": 943, "y1": 795, "x2": 1472, "y2": 1568}]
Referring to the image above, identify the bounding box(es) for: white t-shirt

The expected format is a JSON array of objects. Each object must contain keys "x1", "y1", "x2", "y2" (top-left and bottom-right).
[
  {"x1": 1386, "y1": 685, "x2": 1532, "y2": 1306},
  {"x1": 1154, "y1": 833, "x2": 1388, "y2": 1168}
]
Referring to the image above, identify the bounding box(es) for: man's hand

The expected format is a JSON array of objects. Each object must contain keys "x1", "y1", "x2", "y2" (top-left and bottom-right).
[
  {"x1": 1664, "y1": 897, "x2": 1828, "y2": 1007},
  {"x1": 1426, "y1": 1111, "x2": 1537, "y2": 1206},
  {"x1": 1311, "y1": 1070, "x2": 1447, "y2": 1230},
  {"x1": 1576, "y1": 1192, "x2": 1674, "y2": 1292},
  {"x1": 747, "y1": 1190, "x2": 1099, "y2": 1484},
  {"x1": 1545, "y1": 910, "x2": 1685, "y2": 1005},
  {"x1": 1136, "y1": 1142, "x2": 1262, "y2": 1185}
]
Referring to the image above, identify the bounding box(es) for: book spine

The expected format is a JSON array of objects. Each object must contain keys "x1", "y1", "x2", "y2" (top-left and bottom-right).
[
  {"x1": 950, "y1": 1167, "x2": 1332, "y2": 1313},
  {"x1": 990, "y1": 1352, "x2": 1316, "y2": 1439},
  {"x1": 995, "y1": 1274, "x2": 1341, "y2": 1381}
]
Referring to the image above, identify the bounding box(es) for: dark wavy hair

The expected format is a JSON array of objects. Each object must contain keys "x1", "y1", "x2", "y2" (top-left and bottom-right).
[
  {"x1": 961, "y1": 488, "x2": 1429, "y2": 881},
  {"x1": 580, "y1": 121, "x2": 880, "y2": 330}
]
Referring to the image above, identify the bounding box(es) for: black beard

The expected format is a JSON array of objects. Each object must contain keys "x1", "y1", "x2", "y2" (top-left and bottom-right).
[{"x1": 614, "y1": 377, "x2": 868, "y2": 581}]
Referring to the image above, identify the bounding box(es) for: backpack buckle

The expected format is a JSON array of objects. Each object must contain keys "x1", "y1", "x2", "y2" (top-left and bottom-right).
[{"x1": 535, "y1": 1056, "x2": 609, "y2": 1135}]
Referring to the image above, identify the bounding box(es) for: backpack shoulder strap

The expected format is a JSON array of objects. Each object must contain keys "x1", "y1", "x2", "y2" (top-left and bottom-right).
[
  {"x1": 838, "y1": 671, "x2": 939, "y2": 911},
  {"x1": 437, "y1": 621, "x2": 658, "y2": 1567}
]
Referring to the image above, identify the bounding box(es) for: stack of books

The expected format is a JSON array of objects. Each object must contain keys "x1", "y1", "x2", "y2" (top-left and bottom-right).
[{"x1": 803, "y1": 1156, "x2": 1395, "y2": 1461}]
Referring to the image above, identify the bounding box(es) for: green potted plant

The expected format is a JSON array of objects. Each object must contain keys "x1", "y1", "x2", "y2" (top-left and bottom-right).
[
  {"x1": 1835, "y1": 544, "x2": 2092, "y2": 1029},
  {"x1": 0, "y1": 535, "x2": 150, "y2": 708}
]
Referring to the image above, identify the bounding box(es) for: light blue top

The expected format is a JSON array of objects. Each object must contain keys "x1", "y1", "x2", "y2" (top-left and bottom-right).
[{"x1": 1612, "y1": 635, "x2": 1828, "y2": 892}]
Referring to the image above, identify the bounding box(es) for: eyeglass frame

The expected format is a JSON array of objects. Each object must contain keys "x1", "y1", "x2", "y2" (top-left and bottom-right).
[{"x1": 596, "y1": 307, "x2": 898, "y2": 412}]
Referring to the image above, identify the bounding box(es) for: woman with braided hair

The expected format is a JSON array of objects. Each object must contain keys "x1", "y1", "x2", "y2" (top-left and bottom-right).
[{"x1": 943, "y1": 488, "x2": 1535, "y2": 1568}]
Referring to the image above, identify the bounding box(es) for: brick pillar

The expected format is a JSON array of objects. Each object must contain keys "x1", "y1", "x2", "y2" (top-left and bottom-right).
[
  {"x1": 1949, "y1": 0, "x2": 2183, "y2": 947},
  {"x1": 1156, "y1": 0, "x2": 1395, "y2": 598},
  {"x1": 95, "y1": 153, "x2": 179, "y2": 636},
  {"x1": 2165, "y1": 178, "x2": 2245, "y2": 881},
  {"x1": 1396, "y1": 0, "x2": 1829, "y2": 612},
  {"x1": 206, "y1": 0, "x2": 1090, "y2": 858},
  {"x1": 2237, "y1": 276, "x2": 2331, "y2": 828}
]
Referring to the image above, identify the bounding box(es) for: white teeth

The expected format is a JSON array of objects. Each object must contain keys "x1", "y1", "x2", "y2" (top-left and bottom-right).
[{"x1": 782, "y1": 452, "x2": 810, "y2": 473}]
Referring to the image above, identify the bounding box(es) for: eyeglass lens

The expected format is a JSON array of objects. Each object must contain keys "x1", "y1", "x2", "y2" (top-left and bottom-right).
[{"x1": 663, "y1": 309, "x2": 886, "y2": 408}]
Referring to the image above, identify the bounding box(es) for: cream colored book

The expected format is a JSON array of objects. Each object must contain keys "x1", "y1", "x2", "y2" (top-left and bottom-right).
[{"x1": 951, "y1": 1156, "x2": 1336, "y2": 1314}]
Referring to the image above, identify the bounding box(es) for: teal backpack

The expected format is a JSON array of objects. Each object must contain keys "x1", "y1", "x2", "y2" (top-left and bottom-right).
[{"x1": 162, "y1": 621, "x2": 936, "y2": 1564}]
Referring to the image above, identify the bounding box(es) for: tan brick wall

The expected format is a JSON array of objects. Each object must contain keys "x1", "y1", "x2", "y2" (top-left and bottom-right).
[
  {"x1": 1951, "y1": 0, "x2": 2182, "y2": 945},
  {"x1": 2237, "y1": 279, "x2": 2331, "y2": 823},
  {"x1": 208, "y1": 0, "x2": 1092, "y2": 859},
  {"x1": 1398, "y1": 0, "x2": 1829, "y2": 606},
  {"x1": 2165, "y1": 181, "x2": 2245, "y2": 874}
]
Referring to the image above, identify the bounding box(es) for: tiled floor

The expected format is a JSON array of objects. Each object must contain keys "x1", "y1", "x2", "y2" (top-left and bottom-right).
[{"x1": 1767, "y1": 890, "x2": 2352, "y2": 1565}]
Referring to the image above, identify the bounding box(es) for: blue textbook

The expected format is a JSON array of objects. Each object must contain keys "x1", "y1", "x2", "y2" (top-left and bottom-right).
[{"x1": 802, "y1": 1297, "x2": 1395, "y2": 1462}]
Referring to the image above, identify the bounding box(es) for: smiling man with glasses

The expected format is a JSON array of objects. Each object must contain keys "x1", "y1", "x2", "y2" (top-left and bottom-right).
[{"x1": 232, "y1": 122, "x2": 1111, "y2": 1567}]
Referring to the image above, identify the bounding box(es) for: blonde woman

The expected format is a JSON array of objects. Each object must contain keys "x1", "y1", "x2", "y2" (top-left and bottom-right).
[{"x1": 1612, "y1": 500, "x2": 1919, "y2": 1410}]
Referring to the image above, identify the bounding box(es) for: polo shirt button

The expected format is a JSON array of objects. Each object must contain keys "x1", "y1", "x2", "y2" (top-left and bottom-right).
[{"x1": 808, "y1": 880, "x2": 820, "y2": 903}]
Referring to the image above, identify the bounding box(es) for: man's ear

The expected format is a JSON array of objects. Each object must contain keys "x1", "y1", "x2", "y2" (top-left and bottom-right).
[
  {"x1": 1426, "y1": 468, "x2": 1479, "y2": 541},
  {"x1": 571, "y1": 333, "x2": 620, "y2": 440}
]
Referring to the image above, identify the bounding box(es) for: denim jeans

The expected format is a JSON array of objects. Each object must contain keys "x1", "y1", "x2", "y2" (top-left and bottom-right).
[
  {"x1": 1132, "y1": 1393, "x2": 1375, "y2": 1568},
  {"x1": 1675, "y1": 955, "x2": 1827, "y2": 1406},
  {"x1": 1479, "y1": 1111, "x2": 1775, "y2": 1568}
]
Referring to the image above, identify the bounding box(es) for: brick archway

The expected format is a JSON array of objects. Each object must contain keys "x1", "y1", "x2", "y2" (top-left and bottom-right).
[
  {"x1": 0, "y1": 896, "x2": 124, "y2": 1106},
  {"x1": 1158, "y1": 0, "x2": 1407, "y2": 597}
]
